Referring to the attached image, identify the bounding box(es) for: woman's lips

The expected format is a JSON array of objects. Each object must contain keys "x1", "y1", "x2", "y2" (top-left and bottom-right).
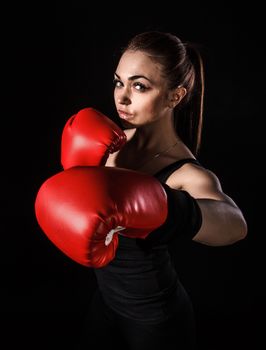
[{"x1": 118, "y1": 110, "x2": 134, "y2": 120}]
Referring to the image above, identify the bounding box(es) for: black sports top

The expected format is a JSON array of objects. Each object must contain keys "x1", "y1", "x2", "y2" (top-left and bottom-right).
[{"x1": 94, "y1": 158, "x2": 201, "y2": 323}]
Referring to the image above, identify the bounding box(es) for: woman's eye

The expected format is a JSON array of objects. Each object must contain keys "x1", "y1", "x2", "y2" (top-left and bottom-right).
[
  {"x1": 113, "y1": 79, "x2": 147, "y2": 92},
  {"x1": 113, "y1": 79, "x2": 123, "y2": 88},
  {"x1": 133, "y1": 82, "x2": 147, "y2": 91}
]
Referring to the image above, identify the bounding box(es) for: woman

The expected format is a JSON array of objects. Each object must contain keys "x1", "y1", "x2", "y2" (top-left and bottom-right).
[{"x1": 75, "y1": 31, "x2": 248, "y2": 349}]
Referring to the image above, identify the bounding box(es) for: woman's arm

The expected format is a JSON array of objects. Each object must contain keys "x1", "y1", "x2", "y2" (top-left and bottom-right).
[
  {"x1": 169, "y1": 165, "x2": 248, "y2": 246},
  {"x1": 195, "y1": 196, "x2": 247, "y2": 246}
]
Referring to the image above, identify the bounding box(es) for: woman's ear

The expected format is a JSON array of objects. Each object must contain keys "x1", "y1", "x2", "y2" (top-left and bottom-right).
[{"x1": 168, "y1": 86, "x2": 187, "y2": 108}]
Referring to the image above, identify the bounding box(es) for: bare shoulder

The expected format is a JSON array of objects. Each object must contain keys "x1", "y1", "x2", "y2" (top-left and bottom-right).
[{"x1": 167, "y1": 162, "x2": 226, "y2": 200}]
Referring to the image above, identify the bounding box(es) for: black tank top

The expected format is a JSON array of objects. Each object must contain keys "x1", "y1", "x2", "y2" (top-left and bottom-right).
[{"x1": 94, "y1": 158, "x2": 201, "y2": 323}]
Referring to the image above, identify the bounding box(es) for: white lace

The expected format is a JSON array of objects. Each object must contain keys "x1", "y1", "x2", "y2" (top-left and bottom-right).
[{"x1": 105, "y1": 226, "x2": 126, "y2": 246}]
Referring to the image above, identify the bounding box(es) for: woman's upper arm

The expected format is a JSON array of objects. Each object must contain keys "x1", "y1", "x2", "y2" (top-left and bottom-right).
[{"x1": 168, "y1": 164, "x2": 238, "y2": 206}]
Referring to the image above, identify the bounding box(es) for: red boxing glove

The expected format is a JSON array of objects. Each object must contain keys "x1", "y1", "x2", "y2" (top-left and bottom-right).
[
  {"x1": 61, "y1": 107, "x2": 127, "y2": 169},
  {"x1": 34, "y1": 166, "x2": 168, "y2": 268}
]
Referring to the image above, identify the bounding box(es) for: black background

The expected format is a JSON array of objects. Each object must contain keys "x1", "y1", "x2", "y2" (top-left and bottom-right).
[{"x1": 1, "y1": 2, "x2": 265, "y2": 349}]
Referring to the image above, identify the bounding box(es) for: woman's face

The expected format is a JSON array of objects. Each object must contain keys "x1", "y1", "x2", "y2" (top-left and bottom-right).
[{"x1": 114, "y1": 50, "x2": 172, "y2": 127}]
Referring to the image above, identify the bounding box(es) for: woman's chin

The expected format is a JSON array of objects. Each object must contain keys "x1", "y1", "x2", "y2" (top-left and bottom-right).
[{"x1": 120, "y1": 119, "x2": 136, "y2": 129}]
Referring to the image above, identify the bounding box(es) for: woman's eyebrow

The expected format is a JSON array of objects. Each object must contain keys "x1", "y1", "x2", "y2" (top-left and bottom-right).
[{"x1": 114, "y1": 72, "x2": 152, "y2": 83}]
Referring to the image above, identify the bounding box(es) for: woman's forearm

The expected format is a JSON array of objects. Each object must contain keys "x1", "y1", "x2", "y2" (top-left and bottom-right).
[{"x1": 193, "y1": 199, "x2": 248, "y2": 246}]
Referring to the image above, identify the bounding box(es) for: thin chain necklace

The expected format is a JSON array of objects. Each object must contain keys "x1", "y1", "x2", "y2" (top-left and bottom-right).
[{"x1": 134, "y1": 140, "x2": 179, "y2": 170}]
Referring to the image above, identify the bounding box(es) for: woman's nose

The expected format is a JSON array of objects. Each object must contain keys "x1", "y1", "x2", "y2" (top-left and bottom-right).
[
  {"x1": 118, "y1": 97, "x2": 130, "y2": 105},
  {"x1": 117, "y1": 90, "x2": 131, "y2": 105}
]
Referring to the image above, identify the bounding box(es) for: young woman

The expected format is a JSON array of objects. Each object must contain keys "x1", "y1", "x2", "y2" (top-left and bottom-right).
[
  {"x1": 77, "y1": 31, "x2": 248, "y2": 349},
  {"x1": 35, "y1": 30, "x2": 247, "y2": 349}
]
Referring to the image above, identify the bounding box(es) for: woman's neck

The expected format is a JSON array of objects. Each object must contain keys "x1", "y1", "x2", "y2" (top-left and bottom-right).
[{"x1": 129, "y1": 116, "x2": 181, "y2": 152}]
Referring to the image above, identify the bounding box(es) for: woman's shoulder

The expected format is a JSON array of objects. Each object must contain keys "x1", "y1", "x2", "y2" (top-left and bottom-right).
[{"x1": 166, "y1": 160, "x2": 223, "y2": 198}]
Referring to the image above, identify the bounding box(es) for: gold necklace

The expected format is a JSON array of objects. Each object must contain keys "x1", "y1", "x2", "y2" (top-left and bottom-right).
[{"x1": 135, "y1": 140, "x2": 179, "y2": 170}]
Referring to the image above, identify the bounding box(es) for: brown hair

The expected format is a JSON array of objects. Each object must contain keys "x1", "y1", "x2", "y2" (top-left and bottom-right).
[{"x1": 122, "y1": 31, "x2": 205, "y2": 156}]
